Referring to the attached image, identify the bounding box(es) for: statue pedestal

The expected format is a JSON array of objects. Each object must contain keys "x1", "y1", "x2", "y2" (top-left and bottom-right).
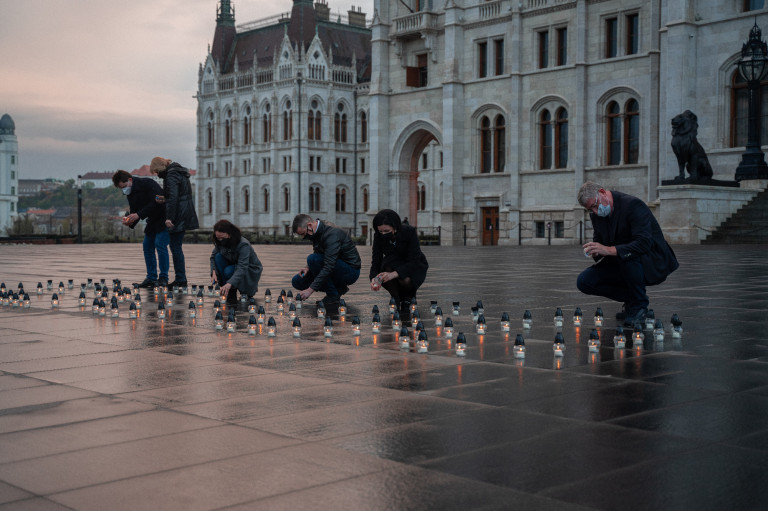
[{"x1": 658, "y1": 183, "x2": 763, "y2": 243}]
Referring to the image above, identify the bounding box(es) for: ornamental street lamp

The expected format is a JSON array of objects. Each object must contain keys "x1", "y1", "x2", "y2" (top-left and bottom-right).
[
  {"x1": 735, "y1": 21, "x2": 768, "y2": 181},
  {"x1": 77, "y1": 175, "x2": 83, "y2": 244}
]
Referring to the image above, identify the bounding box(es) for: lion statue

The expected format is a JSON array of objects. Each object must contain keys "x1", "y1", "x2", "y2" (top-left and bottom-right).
[{"x1": 670, "y1": 110, "x2": 713, "y2": 181}]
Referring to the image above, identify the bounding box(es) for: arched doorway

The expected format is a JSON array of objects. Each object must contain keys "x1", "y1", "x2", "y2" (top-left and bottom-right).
[{"x1": 392, "y1": 121, "x2": 442, "y2": 227}]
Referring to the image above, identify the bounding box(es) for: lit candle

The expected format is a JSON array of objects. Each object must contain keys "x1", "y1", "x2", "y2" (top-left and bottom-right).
[
  {"x1": 92, "y1": 297, "x2": 100, "y2": 314},
  {"x1": 188, "y1": 301, "x2": 196, "y2": 318},
  {"x1": 37, "y1": 282, "x2": 44, "y2": 295},
  {"x1": 51, "y1": 293, "x2": 60, "y2": 308},
  {"x1": 129, "y1": 301, "x2": 138, "y2": 319},
  {"x1": 295, "y1": 294, "x2": 302, "y2": 309},
  {"x1": 523, "y1": 310, "x2": 533, "y2": 329},
  {"x1": 196, "y1": 290, "x2": 204, "y2": 306},
  {"x1": 476, "y1": 300, "x2": 484, "y2": 315},
  {"x1": 653, "y1": 319, "x2": 664, "y2": 343},
  {"x1": 0, "y1": 282, "x2": 5, "y2": 293},
  {"x1": 22, "y1": 293, "x2": 31, "y2": 308},
  {"x1": 399, "y1": 326, "x2": 410, "y2": 349},
  {"x1": 553, "y1": 307, "x2": 564, "y2": 327},
  {"x1": 411, "y1": 310, "x2": 421, "y2": 328},
  {"x1": 247, "y1": 298, "x2": 256, "y2": 314},
  {"x1": 157, "y1": 302, "x2": 165, "y2": 319},
  {"x1": 573, "y1": 307, "x2": 583, "y2": 327},
  {"x1": 338, "y1": 299, "x2": 346, "y2": 317},
  {"x1": 389, "y1": 297, "x2": 397, "y2": 314},
  {"x1": 553, "y1": 332, "x2": 566, "y2": 356},
  {"x1": 588, "y1": 328, "x2": 601, "y2": 352},
  {"x1": 133, "y1": 293, "x2": 141, "y2": 309},
  {"x1": 452, "y1": 301, "x2": 460, "y2": 316},
  {"x1": 417, "y1": 330, "x2": 429, "y2": 353},
  {"x1": 11, "y1": 292, "x2": 19, "y2": 307},
  {"x1": 410, "y1": 298, "x2": 418, "y2": 314},
  {"x1": 317, "y1": 303, "x2": 326, "y2": 319},
  {"x1": 670, "y1": 313, "x2": 683, "y2": 338},
  {"x1": 292, "y1": 317, "x2": 302, "y2": 337},
  {"x1": 214, "y1": 311, "x2": 224, "y2": 330},
  {"x1": 444, "y1": 317, "x2": 454, "y2": 338},
  {"x1": 645, "y1": 309, "x2": 656, "y2": 331},
  {"x1": 288, "y1": 302, "x2": 297, "y2": 320},
  {"x1": 514, "y1": 333, "x2": 526, "y2": 359},
  {"x1": 58, "y1": 281, "x2": 65, "y2": 293},
  {"x1": 227, "y1": 311, "x2": 236, "y2": 332},
  {"x1": 613, "y1": 326, "x2": 626, "y2": 349},
  {"x1": 267, "y1": 316, "x2": 276, "y2": 336},
  {"x1": 476, "y1": 314, "x2": 487, "y2": 335},
  {"x1": 264, "y1": 288, "x2": 272, "y2": 303},
  {"x1": 248, "y1": 315, "x2": 257, "y2": 335},
  {"x1": 632, "y1": 322, "x2": 644, "y2": 345},
  {"x1": 286, "y1": 290, "x2": 294, "y2": 304},
  {"x1": 594, "y1": 307, "x2": 604, "y2": 327},
  {"x1": 257, "y1": 305, "x2": 266, "y2": 324},
  {"x1": 500, "y1": 312, "x2": 510, "y2": 332},
  {"x1": 78, "y1": 292, "x2": 87, "y2": 306},
  {"x1": 214, "y1": 300, "x2": 222, "y2": 313},
  {"x1": 111, "y1": 302, "x2": 120, "y2": 318},
  {"x1": 434, "y1": 306, "x2": 443, "y2": 327},
  {"x1": 276, "y1": 295, "x2": 284, "y2": 312},
  {"x1": 165, "y1": 294, "x2": 173, "y2": 307},
  {"x1": 351, "y1": 315, "x2": 361, "y2": 335},
  {"x1": 94, "y1": 283, "x2": 101, "y2": 297},
  {"x1": 455, "y1": 332, "x2": 467, "y2": 357},
  {"x1": 372, "y1": 313, "x2": 381, "y2": 333},
  {"x1": 324, "y1": 317, "x2": 333, "y2": 337},
  {"x1": 392, "y1": 311, "x2": 402, "y2": 330}
]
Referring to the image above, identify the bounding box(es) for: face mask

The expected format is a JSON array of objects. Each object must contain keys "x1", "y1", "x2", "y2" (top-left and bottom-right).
[
  {"x1": 596, "y1": 195, "x2": 611, "y2": 217},
  {"x1": 381, "y1": 232, "x2": 395, "y2": 241},
  {"x1": 122, "y1": 186, "x2": 132, "y2": 195},
  {"x1": 303, "y1": 226, "x2": 314, "y2": 240}
]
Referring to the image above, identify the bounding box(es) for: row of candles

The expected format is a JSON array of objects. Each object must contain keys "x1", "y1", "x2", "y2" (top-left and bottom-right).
[{"x1": 2, "y1": 280, "x2": 684, "y2": 358}]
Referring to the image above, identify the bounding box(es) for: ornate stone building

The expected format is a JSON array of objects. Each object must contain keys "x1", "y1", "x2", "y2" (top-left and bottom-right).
[
  {"x1": 196, "y1": 0, "x2": 372, "y2": 237},
  {"x1": 0, "y1": 113, "x2": 19, "y2": 235},
  {"x1": 198, "y1": 0, "x2": 768, "y2": 244}
]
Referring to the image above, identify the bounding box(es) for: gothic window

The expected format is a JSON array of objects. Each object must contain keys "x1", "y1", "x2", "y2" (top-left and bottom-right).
[
  {"x1": 624, "y1": 99, "x2": 639, "y2": 164},
  {"x1": 480, "y1": 116, "x2": 492, "y2": 172},
  {"x1": 263, "y1": 187, "x2": 269, "y2": 212},
  {"x1": 335, "y1": 187, "x2": 347, "y2": 212},
  {"x1": 606, "y1": 101, "x2": 622, "y2": 165},
  {"x1": 494, "y1": 115, "x2": 505, "y2": 172},
  {"x1": 207, "y1": 112, "x2": 214, "y2": 149},
  {"x1": 360, "y1": 111, "x2": 367, "y2": 143},
  {"x1": 539, "y1": 110, "x2": 553, "y2": 169},
  {"x1": 362, "y1": 186, "x2": 369, "y2": 212},
  {"x1": 555, "y1": 108, "x2": 568, "y2": 168},
  {"x1": 730, "y1": 70, "x2": 768, "y2": 147},
  {"x1": 225, "y1": 110, "x2": 232, "y2": 147},
  {"x1": 243, "y1": 113, "x2": 250, "y2": 145},
  {"x1": 225, "y1": 189, "x2": 231, "y2": 213},
  {"x1": 417, "y1": 184, "x2": 426, "y2": 211},
  {"x1": 243, "y1": 188, "x2": 250, "y2": 213},
  {"x1": 207, "y1": 190, "x2": 213, "y2": 214},
  {"x1": 283, "y1": 186, "x2": 290, "y2": 211},
  {"x1": 309, "y1": 186, "x2": 321, "y2": 211}
]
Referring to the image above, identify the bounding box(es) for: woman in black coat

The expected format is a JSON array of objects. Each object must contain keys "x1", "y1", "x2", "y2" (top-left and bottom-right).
[
  {"x1": 369, "y1": 209, "x2": 428, "y2": 314},
  {"x1": 210, "y1": 220, "x2": 263, "y2": 305}
]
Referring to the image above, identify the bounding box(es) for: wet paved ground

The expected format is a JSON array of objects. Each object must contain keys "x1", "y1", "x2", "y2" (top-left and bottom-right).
[{"x1": 0, "y1": 242, "x2": 767, "y2": 511}]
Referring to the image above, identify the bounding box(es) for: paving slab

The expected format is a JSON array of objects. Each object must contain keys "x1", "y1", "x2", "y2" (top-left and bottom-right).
[{"x1": 1, "y1": 243, "x2": 767, "y2": 511}]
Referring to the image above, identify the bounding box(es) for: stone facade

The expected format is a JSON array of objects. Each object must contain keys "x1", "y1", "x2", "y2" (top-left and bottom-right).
[{"x1": 0, "y1": 113, "x2": 19, "y2": 235}]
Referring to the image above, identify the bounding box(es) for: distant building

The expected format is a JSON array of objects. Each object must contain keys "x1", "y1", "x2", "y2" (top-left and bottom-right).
[
  {"x1": 18, "y1": 179, "x2": 65, "y2": 197},
  {"x1": 79, "y1": 171, "x2": 114, "y2": 189},
  {"x1": 195, "y1": 0, "x2": 372, "y2": 236},
  {"x1": 0, "y1": 113, "x2": 19, "y2": 234}
]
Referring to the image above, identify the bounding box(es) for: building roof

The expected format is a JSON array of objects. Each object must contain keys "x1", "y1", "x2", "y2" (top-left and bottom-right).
[
  {"x1": 80, "y1": 171, "x2": 113, "y2": 180},
  {"x1": 27, "y1": 209, "x2": 56, "y2": 215},
  {"x1": 131, "y1": 165, "x2": 153, "y2": 177},
  {"x1": 0, "y1": 113, "x2": 15, "y2": 135}
]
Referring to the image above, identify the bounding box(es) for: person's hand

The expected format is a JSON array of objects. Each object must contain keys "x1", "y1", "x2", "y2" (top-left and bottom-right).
[
  {"x1": 582, "y1": 242, "x2": 617, "y2": 258},
  {"x1": 122, "y1": 213, "x2": 139, "y2": 226},
  {"x1": 165, "y1": 219, "x2": 174, "y2": 229},
  {"x1": 298, "y1": 288, "x2": 314, "y2": 300},
  {"x1": 211, "y1": 272, "x2": 218, "y2": 286},
  {"x1": 378, "y1": 271, "x2": 398, "y2": 283},
  {"x1": 155, "y1": 195, "x2": 166, "y2": 204},
  {"x1": 371, "y1": 277, "x2": 381, "y2": 291},
  {"x1": 298, "y1": 266, "x2": 310, "y2": 278},
  {"x1": 220, "y1": 283, "x2": 232, "y2": 297}
]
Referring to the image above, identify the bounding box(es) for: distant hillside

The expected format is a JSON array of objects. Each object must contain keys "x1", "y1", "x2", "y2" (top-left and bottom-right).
[{"x1": 19, "y1": 179, "x2": 125, "y2": 211}]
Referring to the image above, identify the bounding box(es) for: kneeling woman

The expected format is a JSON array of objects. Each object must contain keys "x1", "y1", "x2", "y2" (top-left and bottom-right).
[
  {"x1": 210, "y1": 220, "x2": 264, "y2": 305},
  {"x1": 369, "y1": 209, "x2": 429, "y2": 314}
]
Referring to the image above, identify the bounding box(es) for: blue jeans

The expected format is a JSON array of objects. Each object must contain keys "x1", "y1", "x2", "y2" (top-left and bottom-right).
[
  {"x1": 292, "y1": 253, "x2": 360, "y2": 297},
  {"x1": 577, "y1": 257, "x2": 648, "y2": 311},
  {"x1": 169, "y1": 231, "x2": 186, "y2": 282},
  {"x1": 213, "y1": 253, "x2": 236, "y2": 284},
  {"x1": 143, "y1": 230, "x2": 169, "y2": 281}
]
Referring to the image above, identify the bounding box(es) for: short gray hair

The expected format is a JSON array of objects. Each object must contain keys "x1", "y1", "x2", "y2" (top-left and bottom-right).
[
  {"x1": 577, "y1": 181, "x2": 603, "y2": 206},
  {"x1": 291, "y1": 214, "x2": 313, "y2": 234}
]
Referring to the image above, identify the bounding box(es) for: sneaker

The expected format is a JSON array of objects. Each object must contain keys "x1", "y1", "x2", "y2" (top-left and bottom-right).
[
  {"x1": 169, "y1": 280, "x2": 187, "y2": 289},
  {"x1": 136, "y1": 278, "x2": 157, "y2": 288},
  {"x1": 157, "y1": 278, "x2": 168, "y2": 288},
  {"x1": 623, "y1": 307, "x2": 648, "y2": 327}
]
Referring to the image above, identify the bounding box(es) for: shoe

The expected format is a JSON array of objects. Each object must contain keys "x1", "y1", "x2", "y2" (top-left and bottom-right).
[
  {"x1": 616, "y1": 303, "x2": 628, "y2": 320},
  {"x1": 157, "y1": 278, "x2": 168, "y2": 287},
  {"x1": 226, "y1": 288, "x2": 239, "y2": 306},
  {"x1": 318, "y1": 295, "x2": 340, "y2": 311},
  {"x1": 337, "y1": 284, "x2": 349, "y2": 296},
  {"x1": 136, "y1": 278, "x2": 157, "y2": 288},
  {"x1": 169, "y1": 280, "x2": 187, "y2": 289},
  {"x1": 623, "y1": 307, "x2": 648, "y2": 327}
]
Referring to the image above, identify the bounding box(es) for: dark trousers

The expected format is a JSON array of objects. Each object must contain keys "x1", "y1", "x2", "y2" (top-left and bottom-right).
[
  {"x1": 576, "y1": 257, "x2": 649, "y2": 311},
  {"x1": 380, "y1": 264, "x2": 417, "y2": 303},
  {"x1": 213, "y1": 253, "x2": 235, "y2": 284},
  {"x1": 292, "y1": 253, "x2": 360, "y2": 297},
  {"x1": 169, "y1": 231, "x2": 186, "y2": 282}
]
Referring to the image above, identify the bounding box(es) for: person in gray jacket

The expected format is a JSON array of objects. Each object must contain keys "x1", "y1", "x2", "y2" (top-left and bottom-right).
[
  {"x1": 291, "y1": 214, "x2": 361, "y2": 309},
  {"x1": 151, "y1": 156, "x2": 200, "y2": 289},
  {"x1": 210, "y1": 219, "x2": 263, "y2": 306}
]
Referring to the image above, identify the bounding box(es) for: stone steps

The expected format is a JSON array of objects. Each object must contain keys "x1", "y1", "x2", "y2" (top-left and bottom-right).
[{"x1": 703, "y1": 188, "x2": 768, "y2": 244}]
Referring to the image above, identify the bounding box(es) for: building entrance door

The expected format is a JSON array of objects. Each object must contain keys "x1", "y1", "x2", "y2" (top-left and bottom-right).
[{"x1": 482, "y1": 207, "x2": 499, "y2": 245}]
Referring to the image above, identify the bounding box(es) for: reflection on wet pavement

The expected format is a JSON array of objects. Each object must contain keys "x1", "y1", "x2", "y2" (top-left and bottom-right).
[{"x1": 1, "y1": 243, "x2": 767, "y2": 510}]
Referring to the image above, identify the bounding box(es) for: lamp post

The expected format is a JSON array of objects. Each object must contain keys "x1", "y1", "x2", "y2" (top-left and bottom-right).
[
  {"x1": 76, "y1": 175, "x2": 83, "y2": 244},
  {"x1": 735, "y1": 21, "x2": 768, "y2": 181}
]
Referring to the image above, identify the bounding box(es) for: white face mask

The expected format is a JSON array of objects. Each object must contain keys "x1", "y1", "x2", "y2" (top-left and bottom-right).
[
  {"x1": 122, "y1": 186, "x2": 132, "y2": 195},
  {"x1": 596, "y1": 194, "x2": 611, "y2": 217}
]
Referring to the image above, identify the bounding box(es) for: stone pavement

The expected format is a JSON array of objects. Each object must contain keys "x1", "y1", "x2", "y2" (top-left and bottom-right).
[{"x1": 0, "y1": 242, "x2": 767, "y2": 511}]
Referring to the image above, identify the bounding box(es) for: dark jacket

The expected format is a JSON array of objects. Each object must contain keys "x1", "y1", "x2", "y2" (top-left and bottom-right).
[
  {"x1": 369, "y1": 224, "x2": 429, "y2": 289},
  {"x1": 590, "y1": 190, "x2": 679, "y2": 286},
  {"x1": 159, "y1": 162, "x2": 199, "y2": 233},
  {"x1": 210, "y1": 238, "x2": 263, "y2": 295},
  {"x1": 125, "y1": 177, "x2": 165, "y2": 235},
  {"x1": 309, "y1": 220, "x2": 361, "y2": 291}
]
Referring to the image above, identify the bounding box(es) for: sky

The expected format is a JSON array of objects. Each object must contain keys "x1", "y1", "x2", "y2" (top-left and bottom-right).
[{"x1": 1, "y1": 0, "x2": 374, "y2": 180}]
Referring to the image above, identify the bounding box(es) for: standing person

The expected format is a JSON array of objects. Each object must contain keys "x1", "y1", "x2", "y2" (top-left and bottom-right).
[
  {"x1": 576, "y1": 181, "x2": 679, "y2": 326},
  {"x1": 291, "y1": 214, "x2": 361, "y2": 309},
  {"x1": 112, "y1": 170, "x2": 169, "y2": 288},
  {"x1": 369, "y1": 209, "x2": 428, "y2": 315},
  {"x1": 210, "y1": 220, "x2": 263, "y2": 306},
  {"x1": 150, "y1": 156, "x2": 199, "y2": 289}
]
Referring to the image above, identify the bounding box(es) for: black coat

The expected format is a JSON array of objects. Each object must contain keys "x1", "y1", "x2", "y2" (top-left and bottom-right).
[
  {"x1": 125, "y1": 177, "x2": 165, "y2": 235},
  {"x1": 369, "y1": 224, "x2": 429, "y2": 289},
  {"x1": 160, "y1": 162, "x2": 199, "y2": 233},
  {"x1": 210, "y1": 238, "x2": 263, "y2": 295},
  {"x1": 308, "y1": 220, "x2": 361, "y2": 291},
  {"x1": 590, "y1": 190, "x2": 679, "y2": 286}
]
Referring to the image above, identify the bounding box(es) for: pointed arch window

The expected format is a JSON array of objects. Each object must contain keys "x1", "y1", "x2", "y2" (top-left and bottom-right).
[
  {"x1": 263, "y1": 187, "x2": 269, "y2": 212},
  {"x1": 480, "y1": 116, "x2": 492, "y2": 173},
  {"x1": 243, "y1": 188, "x2": 250, "y2": 213},
  {"x1": 225, "y1": 189, "x2": 231, "y2": 213},
  {"x1": 207, "y1": 112, "x2": 214, "y2": 149},
  {"x1": 362, "y1": 187, "x2": 369, "y2": 212},
  {"x1": 243, "y1": 114, "x2": 250, "y2": 145},
  {"x1": 624, "y1": 99, "x2": 639, "y2": 164},
  {"x1": 360, "y1": 112, "x2": 368, "y2": 143},
  {"x1": 309, "y1": 186, "x2": 321, "y2": 211},
  {"x1": 225, "y1": 110, "x2": 232, "y2": 147},
  {"x1": 555, "y1": 108, "x2": 568, "y2": 168},
  {"x1": 417, "y1": 184, "x2": 426, "y2": 211},
  {"x1": 539, "y1": 110, "x2": 553, "y2": 169},
  {"x1": 207, "y1": 190, "x2": 213, "y2": 214},
  {"x1": 335, "y1": 187, "x2": 347, "y2": 212},
  {"x1": 283, "y1": 186, "x2": 290, "y2": 211},
  {"x1": 494, "y1": 115, "x2": 505, "y2": 172},
  {"x1": 606, "y1": 101, "x2": 622, "y2": 165}
]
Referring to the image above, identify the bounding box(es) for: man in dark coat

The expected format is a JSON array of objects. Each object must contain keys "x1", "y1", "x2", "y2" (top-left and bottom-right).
[
  {"x1": 150, "y1": 157, "x2": 199, "y2": 289},
  {"x1": 369, "y1": 209, "x2": 429, "y2": 315},
  {"x1": 112, "y1": 170, "x2": 169, "y2": 288},
  {"x1": 577, "y1": 181, "x2": 679, "y2": 326},
  {"x1": 291, "y1": 214, "x2": 361, "y2": 309}
]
